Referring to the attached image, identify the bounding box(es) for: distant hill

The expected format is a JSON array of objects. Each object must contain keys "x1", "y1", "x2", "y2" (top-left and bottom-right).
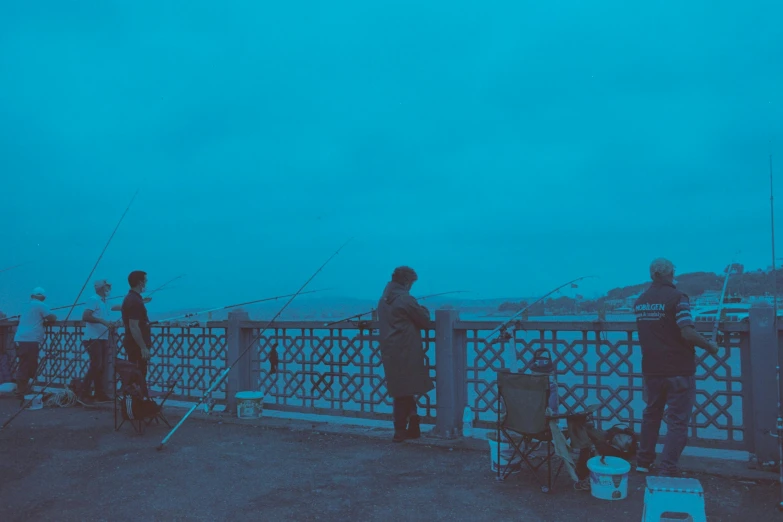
[{"x1": 497, "y1": 265, "x2": 782, "y2": 315}]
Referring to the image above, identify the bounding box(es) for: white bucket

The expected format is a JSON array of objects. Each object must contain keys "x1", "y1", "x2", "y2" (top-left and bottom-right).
[
  {"x1": 486, "y1": 432, "x2": 522, "y2": 474},
  {"x1": 235, "y1": 391, "x2": 264, "y2": 419},
  {"x1": 25, "y1": 394, "x2": 43, "y2": 411},
  {"x1": 587, "y1": 456, "x2": 631, "y2": 501}
]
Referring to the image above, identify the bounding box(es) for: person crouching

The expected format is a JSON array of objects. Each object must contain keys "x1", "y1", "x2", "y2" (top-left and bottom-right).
[{"x1": 377, "y1": 266, "x2": 434, "y2": 443}]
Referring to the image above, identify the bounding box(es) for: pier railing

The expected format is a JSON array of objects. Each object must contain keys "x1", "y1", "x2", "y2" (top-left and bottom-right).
[{"x1": 0, "y1": 304, "x2": 778, "y2": 464}]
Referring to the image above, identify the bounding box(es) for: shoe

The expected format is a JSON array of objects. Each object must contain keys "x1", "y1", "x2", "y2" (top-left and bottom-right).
[
  {"x1": 636, "y1": 462, "x2": 653, "y2": 473},
  {"x1": 93, "y1": 394, "x2": 113, "y2": 404},
  {"x1": 406, "y1": 415, "x2": 421, "y2": 439},
  {"x1": 393, "y1": 430, "x2": 408, "y2": 443}
]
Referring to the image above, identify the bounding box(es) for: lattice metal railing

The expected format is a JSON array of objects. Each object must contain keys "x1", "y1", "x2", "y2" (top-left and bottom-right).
[
  {"x1": 246, "y1": 321, "x2": 437, "y2": 421},
  {"x1": 0, "y1": 322, "x2": 228, "y2": 402},
  {"x1": 460, "y1": 320, "x2": 750, "y2": 450},
  {"x1": 0, "y1": 317, "x2": 753, "y2": 452}
]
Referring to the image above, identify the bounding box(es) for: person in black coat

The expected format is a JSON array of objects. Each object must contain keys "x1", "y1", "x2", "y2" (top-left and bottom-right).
[{"x1": 377, "y1": 266, "x2": 434, "y2": 442}]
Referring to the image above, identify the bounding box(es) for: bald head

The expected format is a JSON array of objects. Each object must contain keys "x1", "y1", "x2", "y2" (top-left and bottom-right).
[{"x1": 649, "y1": 258, "x2": 675, "y2": 283}]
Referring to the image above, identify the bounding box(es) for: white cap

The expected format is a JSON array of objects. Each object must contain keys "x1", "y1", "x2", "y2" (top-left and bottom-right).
[
  {"x1": 94, "y1": 279, "x2": 111, "y2": 290},
  {"x1": 31, "y1": 287, "x2": 46, "y2": 298}
]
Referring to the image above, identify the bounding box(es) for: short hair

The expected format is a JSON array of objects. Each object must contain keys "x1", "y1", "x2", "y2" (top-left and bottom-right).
[
  {"x1": 649, "y1": 258, "x2": 675, "y2": 280},
  {"x1": 128, "y1": 270, "x2": 147, "y2": 288},
  {"x1": 391, "y1": 266, "x2": 418, "y2": 286}
]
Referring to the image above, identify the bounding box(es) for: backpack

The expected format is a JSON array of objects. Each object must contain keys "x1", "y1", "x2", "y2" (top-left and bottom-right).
[{"x1": 595, "y1": 424, "x2": 638, "y2": 461}]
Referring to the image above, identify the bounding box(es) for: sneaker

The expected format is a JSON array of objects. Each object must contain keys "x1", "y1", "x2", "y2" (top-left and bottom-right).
[{"x1": 636, "y1": 462, "x2": 653, "y2": 473}]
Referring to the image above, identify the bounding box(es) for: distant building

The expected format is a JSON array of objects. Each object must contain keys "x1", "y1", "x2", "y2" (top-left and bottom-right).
[{"x1": 624, "y1": 293, "x2": 641, "y2": 308}]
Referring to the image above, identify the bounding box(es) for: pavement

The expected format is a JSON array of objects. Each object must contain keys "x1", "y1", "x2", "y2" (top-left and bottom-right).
[{"x1": 0, "y1": 398, "x2": 780, "y2": 521}]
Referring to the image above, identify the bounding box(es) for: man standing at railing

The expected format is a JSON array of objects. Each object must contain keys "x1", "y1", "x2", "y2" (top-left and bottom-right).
[
  {"x1": 77, "y1": 279, "x2": 120, "y2": 406},
  {"x1": 121, "y1": 271, "x2": 152, "y2": 388},
  {"x1": 13, "y1": 287, "x2": 57, "y2": 400},
  {"x1": 377, "y1": 266, "x2": 434, "y2": 443},
  {"x1": 634, "y1": 258, "x2": 719, "y2": 476}
]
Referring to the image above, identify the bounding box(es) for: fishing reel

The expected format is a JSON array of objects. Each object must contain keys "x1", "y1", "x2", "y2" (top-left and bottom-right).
[
  {"x1": 202, "y1": 396, "x2": 216, "y2": 414},
  {"x1": 355, "y1": 319, "x2": 375, "y2": 330}
]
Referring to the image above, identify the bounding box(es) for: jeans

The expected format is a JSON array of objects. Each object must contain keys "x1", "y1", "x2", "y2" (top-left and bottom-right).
[
  {"x1": 393, "y1": 396, "x2": 417, "y2": 430},
  {"x1": 80, "y1": 339, "x2": 109, "y2": 397},
  {"x1": 14, "y1": 342, "x2": 41, "y2": 393},
  {"x1": 638, "y1": 375, "x2": 696, "y2": 474}
]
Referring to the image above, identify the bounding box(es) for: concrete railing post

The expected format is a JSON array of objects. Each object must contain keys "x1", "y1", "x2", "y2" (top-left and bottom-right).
[
  {"x1": 431, "y1": 309, "x2": 466, "y2": 439},
  {"x1": 225, "y1": 310, "x2": 252, "y2": 413},
  {"x1": 747, "y1": 303, "x2": 778, "y2": 464}
]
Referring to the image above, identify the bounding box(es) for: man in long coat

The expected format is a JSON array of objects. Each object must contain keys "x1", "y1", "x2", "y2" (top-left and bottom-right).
[{"x1": 377, "y1": 266, "x2": 434, "y2": 442}]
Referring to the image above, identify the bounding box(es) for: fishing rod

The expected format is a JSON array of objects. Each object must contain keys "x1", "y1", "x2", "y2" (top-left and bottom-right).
[
  {"x1": 2, "y1": 190, "x2": 140, "y2": 430},
  {"x1": 149, "y1": 287, "x2": 333, "y2": 325},
  {"x1": 0, "y1": 263, "x2": 24, "y2": 274},
  {"x1": 711, "y1": 250, "x2": 741, "y2": 344},
  {"x1": 0, "y1": 279, "x2": 180, "y2": 321},
  {"x1": 157, "y1": 237, "x2": 353, "y2": 450},
  {"x1": 49, "y1": 276, "x2": 181, "y2": 312},
  {"x1": 322, "y1": 290, "x2": 470, "y2": 327},
  {"x1": 769, "y1": 153, "x2": 783, "y2": 512},
  {"x1": 483, "y1": 275, "x2": 598, "y2": 341}
]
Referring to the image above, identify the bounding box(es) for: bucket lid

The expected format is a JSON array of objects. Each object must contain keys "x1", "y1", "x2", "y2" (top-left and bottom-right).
[
  {"x1": 235, "y1": 391, "x2": 265, "y2": 400},
  {"x1": 587, "y1": 456, "x2": 631, "y2": 474}
]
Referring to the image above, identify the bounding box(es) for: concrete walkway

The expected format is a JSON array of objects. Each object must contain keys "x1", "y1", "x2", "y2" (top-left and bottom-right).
[{"x1": 0, "y1": 400, "x2": 778, "y2": 521}]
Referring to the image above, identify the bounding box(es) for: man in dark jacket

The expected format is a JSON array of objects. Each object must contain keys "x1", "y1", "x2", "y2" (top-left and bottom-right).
[
  {"x1": 377, "y1": 266, "x2": 434, "y2": 443},
  {"x1": 634, "y1": 258, "x2": 719, "y2": 476}
]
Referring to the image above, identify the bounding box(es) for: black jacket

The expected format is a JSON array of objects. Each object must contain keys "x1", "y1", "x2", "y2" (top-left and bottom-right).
[{"x1": 634, "y1": 281, "x2": 696, "y2": 377}]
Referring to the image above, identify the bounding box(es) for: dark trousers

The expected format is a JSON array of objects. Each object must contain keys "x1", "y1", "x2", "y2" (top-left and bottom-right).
[
  {"x1": 126, "y1": 348, "x2": 149, "y2": 395},
  {"x1": 14, "y1": 342, "x2": 41, "y2": 393},
  {"x1": 80, "y1": 339, "x2": 109, "y2": 397},
  {"x1": 638, "y1": 375, "x2": 696, "y2": 473},
  {"x1": 393, "y1": 396, "x2": 417, "y2": 430}
]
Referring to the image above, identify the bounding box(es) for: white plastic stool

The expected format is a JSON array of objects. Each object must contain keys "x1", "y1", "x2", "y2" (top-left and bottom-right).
[{"x1": 642, "y1": 476, "x2": 706, "y2": 522}]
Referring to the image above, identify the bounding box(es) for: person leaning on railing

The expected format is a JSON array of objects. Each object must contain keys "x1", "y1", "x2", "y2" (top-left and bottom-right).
[
  {"x1": 377, "y1": 266, "x2": 434, "y2": 443},
  {"x1": 633, "y1": 258, "x2": 720, "y2": 477},
  {"x1": 77, "y1": 279, "x2": 121, "y2": 406},
  {"x1": 12, "y1": 287, "x2": 57, "y2": 399}
]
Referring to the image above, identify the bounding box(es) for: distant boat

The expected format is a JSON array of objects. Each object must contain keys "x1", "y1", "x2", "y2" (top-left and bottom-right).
[{"x1": 693, "y1": 297, "x2": 750, "y2": 323}]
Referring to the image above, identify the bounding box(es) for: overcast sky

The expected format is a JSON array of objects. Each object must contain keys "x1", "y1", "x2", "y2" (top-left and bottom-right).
[{"x1": 1, "y1": 1, "x2": 782, "y2": 314}]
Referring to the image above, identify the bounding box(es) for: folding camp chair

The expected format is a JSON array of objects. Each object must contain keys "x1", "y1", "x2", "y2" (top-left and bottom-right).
[
  {"x1": 495, "y1": 370, "x2": 600, "y2": 493},
  {"x1": 114, "y1": 359, "x2": 176, "y2": 434}
]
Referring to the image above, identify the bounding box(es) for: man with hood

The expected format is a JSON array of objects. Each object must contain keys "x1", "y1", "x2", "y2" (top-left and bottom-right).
[{"x1": 377, "y1": 266, "x2": 434, "y2": 442}]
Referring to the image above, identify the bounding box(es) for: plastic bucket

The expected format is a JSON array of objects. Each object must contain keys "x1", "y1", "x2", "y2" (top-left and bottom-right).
[
  {"x1": 235, "y1": 391, "x2": 264, "y2": 419},
  {"x1": 486, "y1": 432, "x2": 522, "y2": 474},
  {"x1": 25, "y1": 394, "x2": 43, "y2": 411},
  {"x1": 587, "y1": 456, "x2": 631, "y2": 500}
]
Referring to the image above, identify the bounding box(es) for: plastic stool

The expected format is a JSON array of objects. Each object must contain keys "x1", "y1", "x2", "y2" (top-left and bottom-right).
[{"x1": 642, "y1": 476, "x2": 706, "y2": 522}]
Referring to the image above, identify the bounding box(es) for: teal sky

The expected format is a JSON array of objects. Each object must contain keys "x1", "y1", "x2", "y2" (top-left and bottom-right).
[{"x1": 1, "y1": 1, "x2": 781, "y2": 314}]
